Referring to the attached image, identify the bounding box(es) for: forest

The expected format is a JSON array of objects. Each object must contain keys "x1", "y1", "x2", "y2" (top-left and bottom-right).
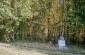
[
  {"x1": 0, "y1": 0, "x2": 85, "y2": 55},
  {"x1": 0, "y1": 0, "x2": 85, "y2": 44}
]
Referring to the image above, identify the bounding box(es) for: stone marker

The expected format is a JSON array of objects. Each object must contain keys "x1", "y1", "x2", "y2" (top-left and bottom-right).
[{"x1": 58, "y1": 36, "x2": 68, "y2": 49}]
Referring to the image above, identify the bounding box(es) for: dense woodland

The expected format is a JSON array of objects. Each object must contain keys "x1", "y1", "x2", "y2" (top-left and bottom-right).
[{"x1": 0, "y1": 0, "x2": 85, "y2": 44}]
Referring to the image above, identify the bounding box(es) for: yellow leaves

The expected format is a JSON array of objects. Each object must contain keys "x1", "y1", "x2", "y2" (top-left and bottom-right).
[
  {"x1": 74, "y1": 29, "x2": 84, "y2": 43},
  {"x1": 49, "y1": 11, "x2": 54, "y2": 16},
  {"x1": 29, "y1": 26, "x2": 33, "y2": 35},
  {"x1": 14, "y1": 0, "x2": 34, "y2": 18},
  {"x1": 75, "y1": 35, "x2": 84, "y2": 43}
]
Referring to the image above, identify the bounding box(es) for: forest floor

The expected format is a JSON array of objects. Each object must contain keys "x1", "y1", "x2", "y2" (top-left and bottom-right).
[{"x1": 0, "y1": 41, "x2": 85, "y2": 55}]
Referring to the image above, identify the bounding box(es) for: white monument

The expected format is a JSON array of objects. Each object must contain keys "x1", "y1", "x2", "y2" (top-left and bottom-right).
[{"x1": 58, "y1": 36, "x2": 67, "y2": 49}]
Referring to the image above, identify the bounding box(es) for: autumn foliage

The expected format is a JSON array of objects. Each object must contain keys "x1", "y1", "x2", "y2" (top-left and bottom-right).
[{"x1": 0, "y1": 0, "x2": 85, "y2": 44}]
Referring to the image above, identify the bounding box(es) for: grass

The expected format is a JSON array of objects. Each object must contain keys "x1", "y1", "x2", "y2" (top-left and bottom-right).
[
  {"x1": 12, "y1": 40, "x2": 85, "y2": 55},
  {"x1": 0, "y1": 40, "x2": 85, "y2": 55},
  {"x1": 0, "y1": 51, "x2": 14, "y2": 55}
]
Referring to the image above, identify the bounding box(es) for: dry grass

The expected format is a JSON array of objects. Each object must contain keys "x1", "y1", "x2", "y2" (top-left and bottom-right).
[
  {"x1": 0, "y1": 42, "x2": 85, "y2": 55},
  {"x1": 0, "y1": 43, "x2": 47, "y2": 55}
]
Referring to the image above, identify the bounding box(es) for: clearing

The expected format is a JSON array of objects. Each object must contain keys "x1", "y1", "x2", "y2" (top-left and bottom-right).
[{"x1": 0, "y1": 42, "x2": 85, "y2": 55}]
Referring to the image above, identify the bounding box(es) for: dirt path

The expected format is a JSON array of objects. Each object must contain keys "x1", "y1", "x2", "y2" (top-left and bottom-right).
[{"x1": 0, "y1": 43, "x2": 48, "y2": 55}]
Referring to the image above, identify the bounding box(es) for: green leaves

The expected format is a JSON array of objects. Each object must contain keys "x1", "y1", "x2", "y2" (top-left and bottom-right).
[
  {"x1": 0, "y1": 0, "x2": 84, "y2": 43},
  {"x1": 64, "y1": 0, "x2": 85, "y2": 43}
]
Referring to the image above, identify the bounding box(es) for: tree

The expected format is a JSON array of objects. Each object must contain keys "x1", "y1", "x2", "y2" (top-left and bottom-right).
[{"x1": 64, "y1": 0, "x2": 85, "y2": 43}]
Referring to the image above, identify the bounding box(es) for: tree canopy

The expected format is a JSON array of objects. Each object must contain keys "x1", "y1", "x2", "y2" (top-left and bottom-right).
[{"x1": 0, "y1": 0, "x2": 85, "y2": 44}]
